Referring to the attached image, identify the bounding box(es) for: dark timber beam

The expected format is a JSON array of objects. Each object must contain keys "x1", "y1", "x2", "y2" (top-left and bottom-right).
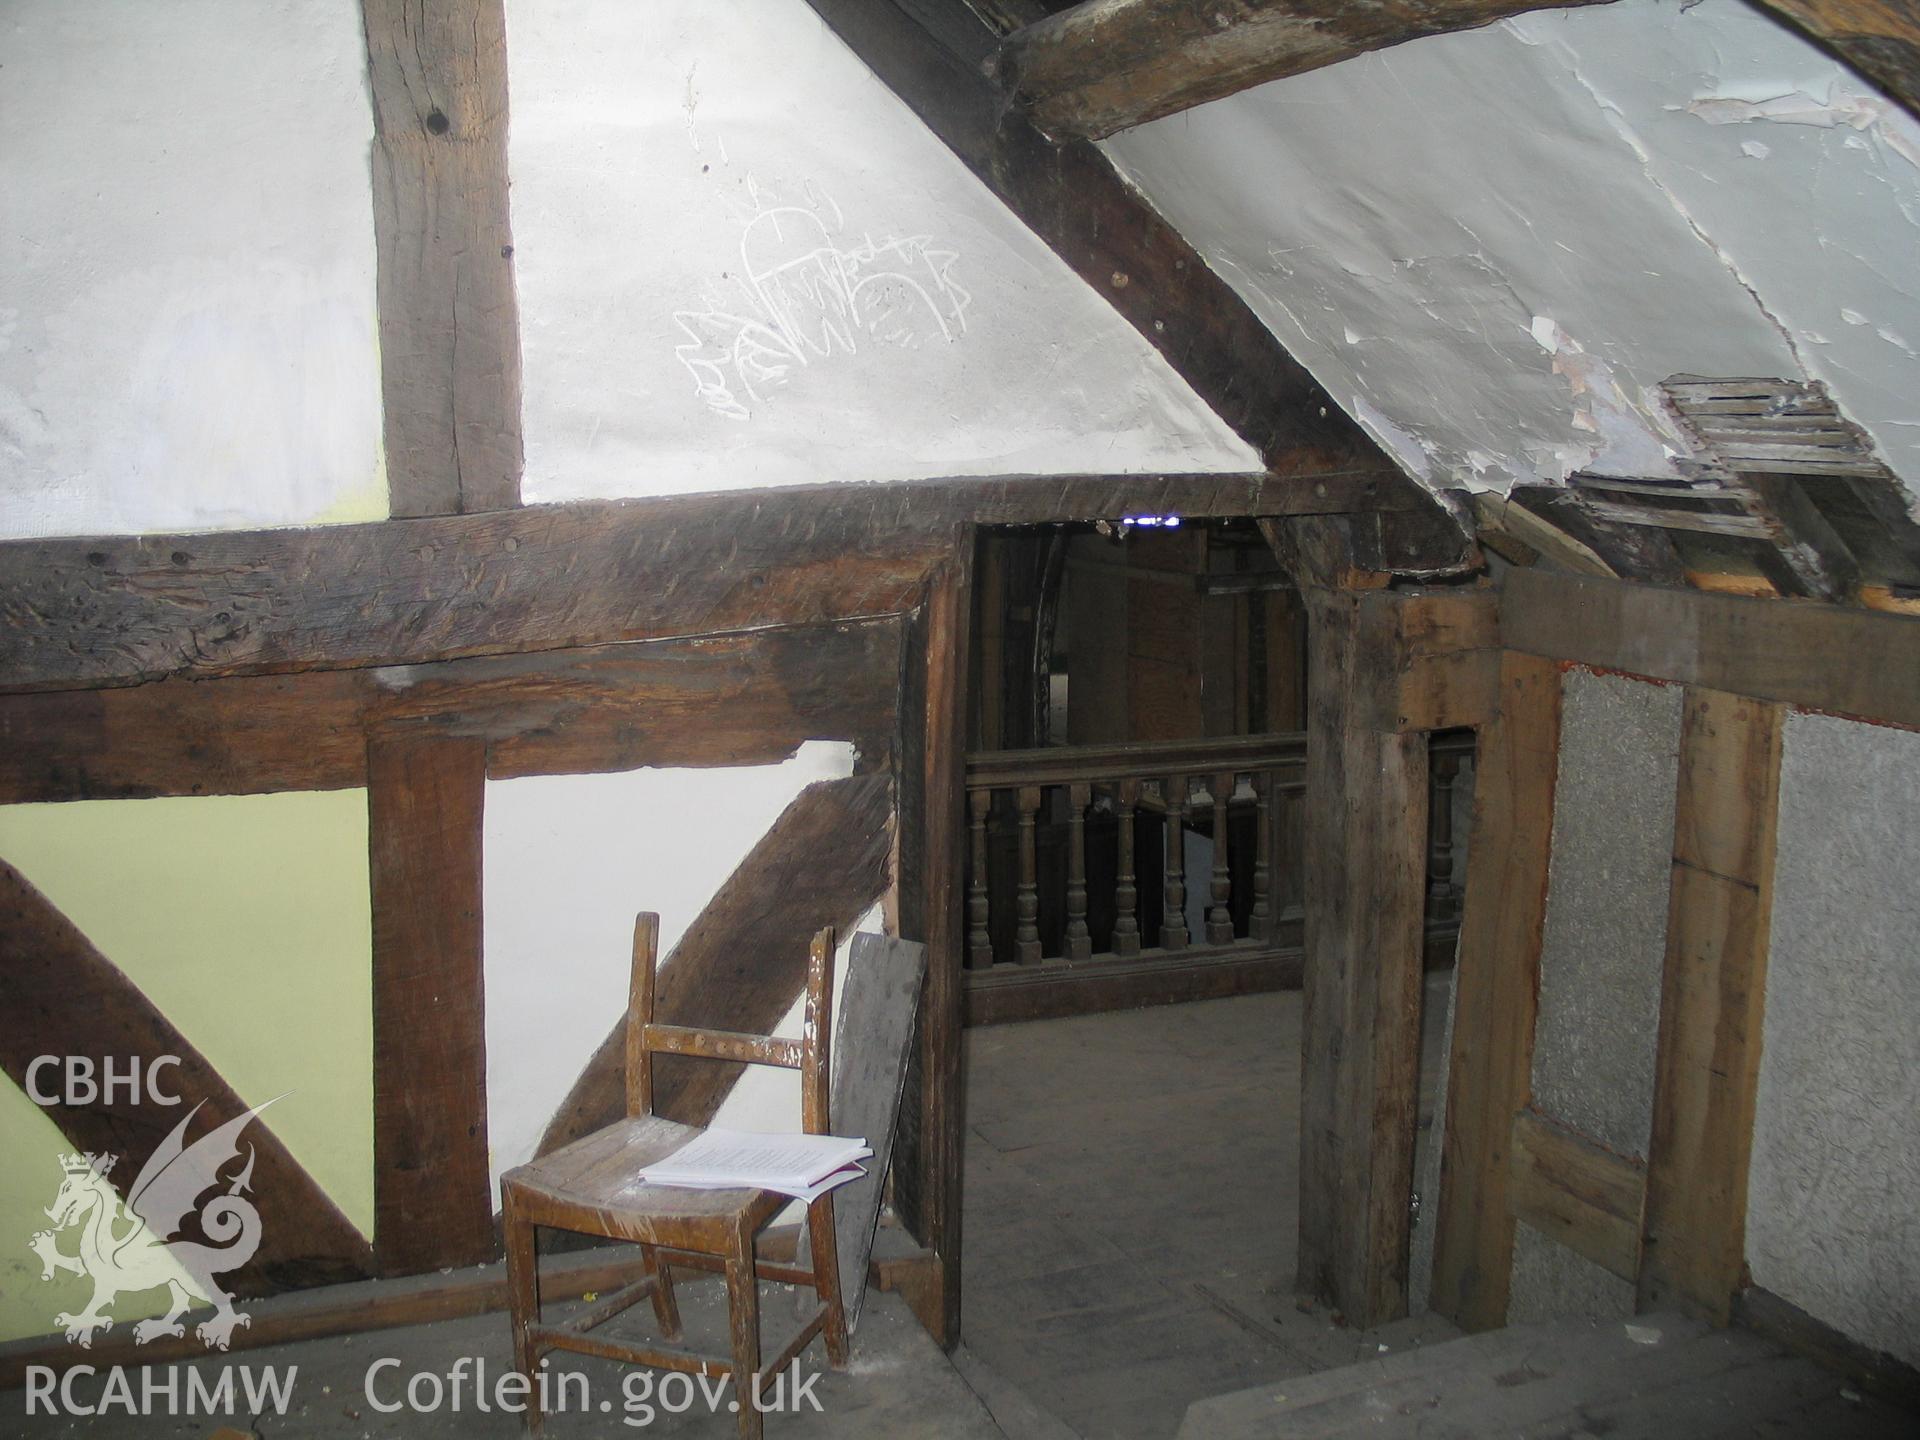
[
  {"x1": 919, "y1": 555, "x2": 974, "y2": 1346},
  {"x1": 0, "y1": 474, "x2": 1419, "y2": 694},
  {"x1": 0, "y1": 621, "x2": 902, "y2": 804},
  {"x1": 534, "y1": 774, "x2": 895, "y2": 1159},
  {"x1": 1751, "y1": 1, "x2": 1920, "y2": 125},
  {"x1": 361, "y1": 0, "x2": 523, "y2": 516},
  {"x1": 0, "y1": 861, "x2": 374, "y2": 1292},
  {"x1": 367, "y1": 733, "x2": 493, "y2": 1275},
  {"x1": 990, "y1": 0, "x2": 1616, "y2": 141},
  {"x1": 1276, "y1": 517, "x2": 1436, "y2": 1326},
  {"x1": 803, "y1": 0, "x2": 1423, "y2": 491},
  {"x1": 988, "y1": 0, "x2": 1918, "y2": 142}
]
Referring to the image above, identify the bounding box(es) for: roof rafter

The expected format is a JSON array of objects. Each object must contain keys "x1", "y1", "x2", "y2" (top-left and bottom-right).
[
  {"x1": 802, "y1": 0, "x2": 1471, "y2": 571},
  {"x1": 987, "y1": 0, "x2": 1920, "y2": 143}
]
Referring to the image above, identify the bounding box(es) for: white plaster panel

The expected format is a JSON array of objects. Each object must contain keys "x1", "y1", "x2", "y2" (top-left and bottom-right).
[
  {"x1": 1750, "y1": 712, "x2": 1920, "y2": 1366},
  {"x1": 502, "y1": 0, "x2": 1256, "y2": 501},
  {"x1": 0, "y1": 0, "x2": 386, "y2": 539},
  {"x1": 480, "y1": 742, "x2": 856, "y2": 1203},
  {"x1": 1103, "y1": 0, "x2": 1920, "y2": 497}
]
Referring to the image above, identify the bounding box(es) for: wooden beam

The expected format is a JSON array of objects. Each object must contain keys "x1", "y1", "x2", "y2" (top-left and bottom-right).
[
  {"x1": 0, "y1": 622, "x2": 902, "y2": 804},
  {"x1": 0, "y1": 474, "x2": 1421, "y2": 695},
  {"x1": 989, "y1": 0, "x2": 1920, "y2": 143},
  {"x1": 360, "y1": 0, "x2": 522, "y2": 516},
  {"x1": 803, "y1": 1, "x2": 1404, "y2": 482},
  {"x1": 1295, "y1": 583, "x2": 1430, "y2": 1325},
  {"x1": 1509, "y1": 1109, "x2": 1646, "y2": 1283},
  {"x1": 1507, "y1": 485, "x2": 1688, "y2": 588},
  {"x1": 1501, "y1": 568, "x2": 1920, "y2": 727},
  {"x1": 533, "y1": 774, "x2": 895, "y2": 1157},
  {"x1": 1749, "y1": 1, "x2": 1920, "y2": 126},
  {"x1": 989, "y1": 0, "x2": 1616, "y2": 142},
  {"x1": 919, "y1": 554, "x2": 974, "y2": 1346},
  {"x1": 1468, "y1": 492, "x2": 1616, "y2": 578},
  {"x1": 1261, "y1": 519, "x2": 1496, "y2": 731},
  {"x1": 1353, "y1": 587, "x2": 1501, "y2": 733},
  {"x1": 1639, "y1": 689, "x2": 1783, "y2": 1323},
  {"x1": 367, "y1": 733, "x2": 492, "y2": 1275},
  {"x1": 1429, "y1": 651, "x2": 1561, "y2": 1330},
  {"x1": 0, "y1": 861, "x2": 373, "y2": 1292}
]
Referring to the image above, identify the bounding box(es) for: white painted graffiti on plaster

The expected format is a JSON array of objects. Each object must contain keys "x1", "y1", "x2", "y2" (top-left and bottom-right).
[
  {"x1": 673, "y1": 188, "x2": 971, "y2": 422},
  {"x1": 1102, "y1": 0, "x2": 1920, "y2": 499},
  {"x1": 504, "y1": 0, "x2": 1255, "y2": 501},
  {"x1": 0, "y1": 0, "x2": 386, "y2": 540},
  {"x1": 479, "y1": 741, "x2": 858, "y2": 1204}
]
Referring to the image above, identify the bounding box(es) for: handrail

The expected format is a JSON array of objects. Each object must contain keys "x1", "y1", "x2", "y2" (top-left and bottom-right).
[
  {"x1": 965, "y1": 731, "x2": 1306, "y2": 789},
  {"x1": 966, "y1": 727, "x2": 1472, "y2": 788}
]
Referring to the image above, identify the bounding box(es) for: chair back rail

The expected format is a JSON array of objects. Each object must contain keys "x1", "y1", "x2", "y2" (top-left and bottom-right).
[{"x1": 626, "y1": 912, "x2": 836, "y2": 1133}]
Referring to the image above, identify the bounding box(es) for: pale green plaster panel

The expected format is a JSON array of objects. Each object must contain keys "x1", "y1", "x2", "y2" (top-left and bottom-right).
[
  {"x1": 0, "y1": 792, "x2": 375, "y2": 1256},
  {"x1": 0, "y1": 1073, "x2": 190, "y2": 1342}
]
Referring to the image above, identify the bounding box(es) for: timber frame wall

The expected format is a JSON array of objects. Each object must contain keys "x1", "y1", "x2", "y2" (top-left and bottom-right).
[
  {"x1": 0, "y1": 0, "x2": 1479, "y2": 1381},
  {"x1": 1427, "y1": 566, "x2": 1920, "y2": 1401}
]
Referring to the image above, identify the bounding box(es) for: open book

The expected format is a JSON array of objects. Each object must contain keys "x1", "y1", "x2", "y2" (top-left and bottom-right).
[{"x1": 634, "y1": 1127, "x2": 873, "y2": 1203}]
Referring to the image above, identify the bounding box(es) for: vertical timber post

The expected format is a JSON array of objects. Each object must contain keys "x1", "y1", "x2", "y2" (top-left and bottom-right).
[
  {"x1": 893, "y1": 537, "x2": 973, "y2": 1347},
  {"x1": 1274, "y1": 516, "x2": 1428, "y2": 1327}
]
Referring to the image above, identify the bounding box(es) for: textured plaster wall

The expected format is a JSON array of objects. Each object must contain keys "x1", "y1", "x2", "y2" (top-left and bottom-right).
[
  {"x1": 1509, "y1": 1220, "x2": 1637, "y2": 1326},
  {"x1": 0, "y1": 0, "x2": 386, "y2": 539},
  {"x1": 503, "y1": 0, "x2": 1257, "y2": 502},
  {"x1": 1531, "y1": 669, "x2": 1680, "y2": 1158},
  {"x1": 1750, "y1": 712, "x2": 1920, "y2": 1367},
  {"x1": 1507, "y1": 668, "x2": 1680, "y2": 1324},
  {"x1": 480, "y1": 743, "x2": 858, "y2": 1202},
  {"x1": 1103, "y1": 0, "x2": 1920, "y2": 498}
]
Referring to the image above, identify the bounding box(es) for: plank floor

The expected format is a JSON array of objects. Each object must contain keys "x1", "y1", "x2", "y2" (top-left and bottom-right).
[
  {"x1": 956, "y1": 986, "x2": 1917, "y2": 1440},
  {"x1": 957, "y1": 986, "x2": 1460, "y2": 1440},
  {"x1": 1181, "y1": 1313, "x2": 1918, "y2": 1439}
]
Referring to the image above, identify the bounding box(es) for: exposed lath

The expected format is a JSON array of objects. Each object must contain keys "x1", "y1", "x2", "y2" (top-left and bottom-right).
[
  {"x1": 1561, "y1": 376, "x2": 1920, "y2": 604},
  {"x1": 1665, "y1": 376, "x2": 1889, "y2": 481}
]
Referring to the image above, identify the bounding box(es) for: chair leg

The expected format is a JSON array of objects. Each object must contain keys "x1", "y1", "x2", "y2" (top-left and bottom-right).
[
  {"x1": 503, "y1": 1192, "x2": 542, "y2": 1434},
  {"x1": 641, "y1": 1243, "x2": 682, "y2": 1341},
  {"x1": 806, "y1": 1194, "x2": 850, "y2": 1369},
  {"x1": 725, "y1": 1240, "x2": 764, "y2": 1440}
]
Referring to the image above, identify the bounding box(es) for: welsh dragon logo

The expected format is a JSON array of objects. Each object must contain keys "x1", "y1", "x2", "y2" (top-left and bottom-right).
[{"x1": 28, "y1": 1097, "x2": 280, "y2": 1351}]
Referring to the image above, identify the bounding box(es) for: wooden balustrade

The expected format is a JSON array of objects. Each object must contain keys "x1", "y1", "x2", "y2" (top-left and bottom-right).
[{"x1": 962, "y1": 732, "x2": 1473, "y2": 1020}]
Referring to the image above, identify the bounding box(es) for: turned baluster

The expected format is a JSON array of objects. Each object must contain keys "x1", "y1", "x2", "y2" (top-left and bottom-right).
[
  {"x1": 1162, "y1": 774, "x2": 1190, "y2": 951},
  {"x1": 1113, "y1": 779, "x2": 1142, "y2": 957},
  {"x1": 1429, "y1": 751, "x2": 1461, "y2": 920},
  {"x1": 1206, "y1": 770, "x2": 1235, "y2": 945},
  {"x1": 1015, "y1": 784, "x2": 1042, "y2": 965},
  {"x1": 1065, "y1": 781, "x2": 1092, "y2": 960},
  {"x1": 967, "y1": 787, "x2": 994, "y2": 969},
  {"x1": 1250, "y1": 770, "x2": 1273, "y2": 940}
]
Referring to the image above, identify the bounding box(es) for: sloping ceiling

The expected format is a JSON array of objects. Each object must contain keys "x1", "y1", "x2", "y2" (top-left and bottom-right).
[
  {"x1": 505, "y1": 0, "x2": 1257, "y2": 502},
  {"x1": 1101, "y1": 0, "x2": 1920, "y2": 504}
]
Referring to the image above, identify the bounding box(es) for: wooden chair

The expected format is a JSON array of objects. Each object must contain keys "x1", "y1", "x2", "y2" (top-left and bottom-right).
[{"x1": 501, "y1": 913, "x2": 850, "y2": 1438}]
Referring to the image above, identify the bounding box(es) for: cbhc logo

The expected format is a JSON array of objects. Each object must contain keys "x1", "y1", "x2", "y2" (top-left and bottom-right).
[{"x1": 25, "y1": 1055, "x2": 183, "y2": 1107}]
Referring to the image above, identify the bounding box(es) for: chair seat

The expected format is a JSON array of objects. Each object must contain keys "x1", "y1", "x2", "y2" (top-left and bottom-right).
[{"x1": 503, "y1": 1117, "x2": 787, "y2": 1250}]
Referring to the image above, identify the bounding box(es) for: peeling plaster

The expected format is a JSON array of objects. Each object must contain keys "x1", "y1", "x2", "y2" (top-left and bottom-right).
[{"x1": 1103, "y1": 0, "x2": 1920, "y2": 498}]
